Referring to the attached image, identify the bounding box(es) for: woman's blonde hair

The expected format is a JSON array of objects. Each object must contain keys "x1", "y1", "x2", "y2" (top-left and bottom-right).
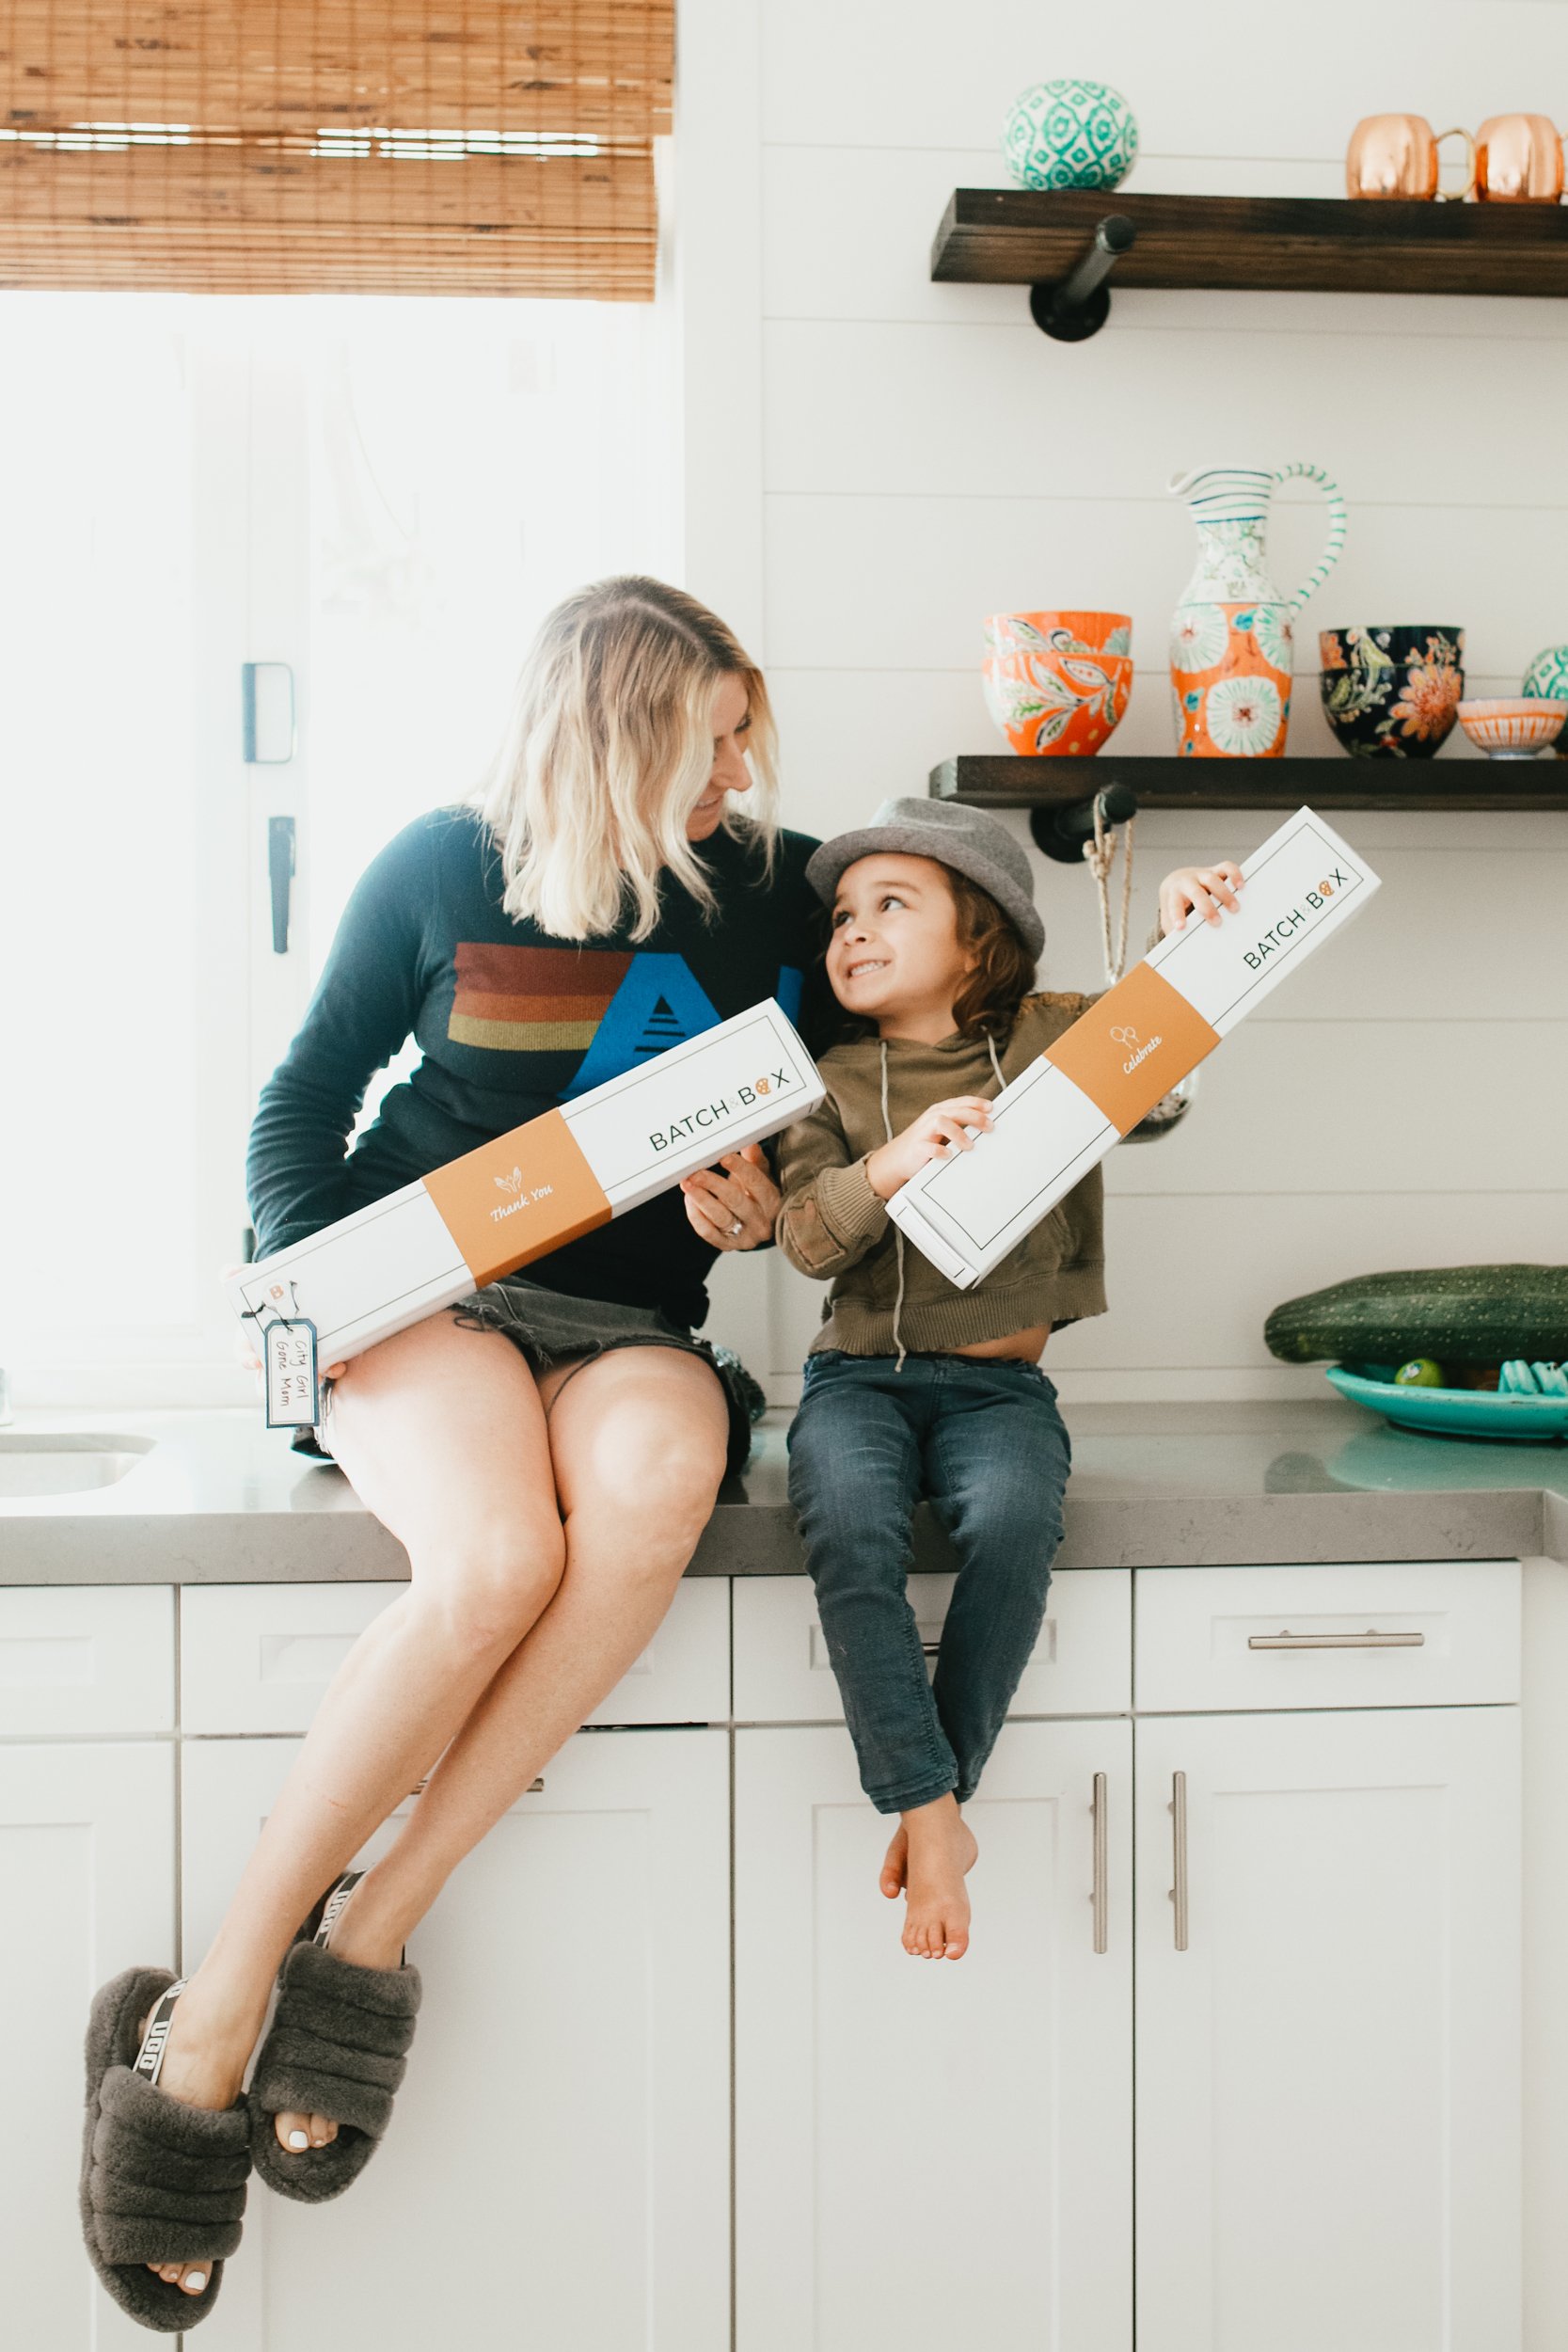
[{"x1": 471, "y1": 576, "x2": 780, "y2": 941}]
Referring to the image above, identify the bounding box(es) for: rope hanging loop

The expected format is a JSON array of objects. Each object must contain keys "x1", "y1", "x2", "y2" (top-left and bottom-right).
[{"x1": 1082, "y1": 787, "x2": 1136, "y2": 985}]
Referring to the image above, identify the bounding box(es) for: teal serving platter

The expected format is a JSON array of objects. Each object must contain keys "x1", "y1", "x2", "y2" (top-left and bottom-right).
[{"x1": 1326, "y1": 1362, "x2": 1568, "y2": 1442}]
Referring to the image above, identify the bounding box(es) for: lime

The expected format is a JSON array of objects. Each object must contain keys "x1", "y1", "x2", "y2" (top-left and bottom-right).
[{"x1": 1394, "y1": 1358, "x2": 1446, "y2": 1389}]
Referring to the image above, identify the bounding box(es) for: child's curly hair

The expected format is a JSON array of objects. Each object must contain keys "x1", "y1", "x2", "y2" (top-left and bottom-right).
[{"x1": 947, "y1": 868, "x2": 1037, "y2": 1041}]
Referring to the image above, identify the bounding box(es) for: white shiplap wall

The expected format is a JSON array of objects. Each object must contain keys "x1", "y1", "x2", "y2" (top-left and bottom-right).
[{"x1": 678, "y1": 0, "x2": 1568, "y2": 1403}]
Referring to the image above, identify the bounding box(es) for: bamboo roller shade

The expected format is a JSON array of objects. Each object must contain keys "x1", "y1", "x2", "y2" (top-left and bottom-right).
[{"x1": 0, "y1": 3, "x2": 673, "y2": 296}]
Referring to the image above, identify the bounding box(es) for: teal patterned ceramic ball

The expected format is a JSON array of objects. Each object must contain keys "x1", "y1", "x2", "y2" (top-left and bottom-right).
[
  {"x1": 1002, "y1": 78, "x2": 1139, "y2": 193},
  {"x1": 1522, "y1": 643, "x2": 1568, "y2": 757},
  {"x1": 1522, "y1": 644, "x2": 1568, "y2": 701}
]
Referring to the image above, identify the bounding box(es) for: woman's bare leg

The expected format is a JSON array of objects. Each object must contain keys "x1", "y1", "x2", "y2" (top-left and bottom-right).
[
  {"x1": 325, "y1": 1345, "x2": 730, "y2": 1973},
  {"x1": 142, "y1": 1311, "x2": 566, "y2": 2296}
]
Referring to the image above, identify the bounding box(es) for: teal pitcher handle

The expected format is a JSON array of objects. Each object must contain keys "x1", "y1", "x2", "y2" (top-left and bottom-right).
[{"x1": 1273, "y1": 462, "x2": 1348, "y2": 613}]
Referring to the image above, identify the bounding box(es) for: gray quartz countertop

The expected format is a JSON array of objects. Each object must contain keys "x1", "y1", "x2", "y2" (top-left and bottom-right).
[{"x1": 1, "y1": 1398, "x2": 1563, "y2": 1582}]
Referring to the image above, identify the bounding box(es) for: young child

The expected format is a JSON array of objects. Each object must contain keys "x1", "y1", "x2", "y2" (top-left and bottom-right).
[{"x1": 776, "y1": 798, "x2": 1243, "y2": 1962}]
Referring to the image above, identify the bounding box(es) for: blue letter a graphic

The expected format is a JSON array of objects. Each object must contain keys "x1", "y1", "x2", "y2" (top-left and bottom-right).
[{"x1": 559, "y1": 953, "x2": 721, "y2": 1100}]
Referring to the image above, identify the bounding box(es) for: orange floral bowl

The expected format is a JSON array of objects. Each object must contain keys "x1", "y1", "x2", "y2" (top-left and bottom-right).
[
  {"x1": 1318, "y1": 626, "x2": 1464, "y2": 758},
  {"x1": 1456, "y1": 697, "x2": 1567, "y2": 758},
  {"x1": 983, "y1": 609, "x2": 1132, "y2": 756}
]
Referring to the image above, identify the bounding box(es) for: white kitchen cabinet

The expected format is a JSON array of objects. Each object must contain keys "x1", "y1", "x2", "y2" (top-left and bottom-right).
[
  {"x1": 1134, "y1": 1559, "x2": 1521, "y2": 1713},
  {"x1": 0, "y1": 1740, "x2": 175, "y2": 2351},
  {"x1": 181, "y1": 1574, "x2": 731, "y2": 1733},
  {"x1": 1134, "y1": 1706, "x2": 1521, "y2": 2352},
  {"x1": 7, "y1": 1555, "x2": 1525, "y2": 2348},
  {"x1": 0, "y1": 1585, "x2": 173, "y2": 1737},
  {"x1": 735, "y1": 1718, "x2": 1133, "y2": 2352},
  {"x1": 182, "y1": 1725, "x2": 731, "y2": 2352},
  {"x1": 734, "y1": 1565, "x2": 1131, "y2": 1722}
]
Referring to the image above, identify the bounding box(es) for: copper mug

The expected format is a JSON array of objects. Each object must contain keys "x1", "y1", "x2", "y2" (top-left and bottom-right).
[
  {"x1": 1476, "y1": 114, "x2": 1565, "y2": 200},
  {"x1": 1346, "y1": 114, "x2": 1476, "y2": 199}
]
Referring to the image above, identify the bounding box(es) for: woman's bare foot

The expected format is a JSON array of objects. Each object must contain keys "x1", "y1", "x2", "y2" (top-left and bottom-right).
[
  {"x1": 135, "y1": 1982, "x2": 260, "y2": 2299},
  {"x1": 884, "y1": 1795, "x2": 977, "y2": 1959},
  {"x1": 270, "y1": 1876, "x2": 405, "y2": 2158}
]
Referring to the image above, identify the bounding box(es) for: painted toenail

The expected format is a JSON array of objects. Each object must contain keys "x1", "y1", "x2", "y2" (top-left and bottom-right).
[
  {"x1": 288, "y1": 2129, "x2": 309, "y2": 2149},
  {"x1": 185, "y1": 2272, "x2": 207, "y2": 2292}
]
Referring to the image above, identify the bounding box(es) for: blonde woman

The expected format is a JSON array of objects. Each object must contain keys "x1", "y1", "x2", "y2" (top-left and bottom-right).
[{"x1": 81, "y1": 578, "x2": 824, "y2": 2331}]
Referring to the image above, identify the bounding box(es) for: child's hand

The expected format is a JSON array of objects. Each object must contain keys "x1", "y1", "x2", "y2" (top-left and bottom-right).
[
  {"x1": 1158, "y1": 859, "x2": 1244, "y2": 935},
  {"x1": 865, "y1": 1097, "x2": 994, "y2": 1200}
]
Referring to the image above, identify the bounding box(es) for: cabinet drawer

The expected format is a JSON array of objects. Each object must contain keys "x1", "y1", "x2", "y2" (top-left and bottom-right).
[
  {"x1": 733, "y1": 1568, "x2": 1131, "y2": 1724},
  {"x1": 1134, "y1": 1560, "x2": 1521, "y2": 1713},
  {"x1": 0, "y1": 1585, "x2": 173, "y2": 1736},
  {"x1": 181, "y1": 1577, "x2": 730, "y2": 1734}
]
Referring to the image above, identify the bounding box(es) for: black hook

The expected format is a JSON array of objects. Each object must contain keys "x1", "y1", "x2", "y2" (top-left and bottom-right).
[
  {"x1": 1030, "y1": 781, "x2": 1139, "y2": 865},
  {"x1": 1029, "y1": 215, "x2": 1137, "y2": 342}
]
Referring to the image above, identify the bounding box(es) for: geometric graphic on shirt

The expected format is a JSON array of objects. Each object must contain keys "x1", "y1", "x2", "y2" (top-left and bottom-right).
[
  {"x1": 447, "y1": 944, "x2": 633, "y2": 1054},
  {"x1": 558, "y1": 953, "x2": 722, "y2": 1100}
]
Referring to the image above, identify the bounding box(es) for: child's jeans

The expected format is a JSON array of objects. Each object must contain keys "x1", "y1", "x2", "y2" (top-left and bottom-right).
[{"x1": 786, "y1": 1349, "x2": 1071, "y2": 1814}]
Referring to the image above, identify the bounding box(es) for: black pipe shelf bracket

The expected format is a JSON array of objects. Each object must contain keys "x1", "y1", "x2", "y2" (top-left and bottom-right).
[
  {"x1": 1030, "y1": 780, "x2": 1139, "y2": 864},
  {"x1": 1029, "y1": 214, "x2": 1136, "y2": 342}
]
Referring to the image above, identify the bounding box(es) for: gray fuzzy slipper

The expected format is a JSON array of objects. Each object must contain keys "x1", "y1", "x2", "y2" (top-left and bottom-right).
[
  {"x1": 80, "y1": 1969, "x2": 250, "y2": 2332},
  {"x1": 248, "y1": 1894, "x2": 421, "y2": 2203}
]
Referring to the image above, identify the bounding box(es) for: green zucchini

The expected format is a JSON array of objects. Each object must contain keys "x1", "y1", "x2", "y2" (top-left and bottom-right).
[{"x1": 1264, "y1": 1265, "x2": 1568, "y2": 1367}]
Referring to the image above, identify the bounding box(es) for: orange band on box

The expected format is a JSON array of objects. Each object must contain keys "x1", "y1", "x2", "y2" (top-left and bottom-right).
[
  {"x1": 1044, "y1": 962, "x2": 1221, "y2": 1136},
  {"x1": 422, "y1": 1107, "x2": 613, "y2": 1289}
]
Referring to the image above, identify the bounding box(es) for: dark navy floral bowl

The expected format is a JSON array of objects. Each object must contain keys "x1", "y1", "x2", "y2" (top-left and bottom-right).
[{"x1": 1319, "y1": 626, "x2": 1465, "y2": 757}]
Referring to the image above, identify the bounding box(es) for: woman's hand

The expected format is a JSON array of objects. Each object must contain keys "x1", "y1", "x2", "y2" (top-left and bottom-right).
[
  {"x1": 1158, "y1": 859, "x2": 1244, "y2": 935},
  {"x1": 679, "y1": 1144, "x2": 781, "y2": 1251},
  {"x1": 864, "y1": 1097, "x2": 994, "y2": 1200}
]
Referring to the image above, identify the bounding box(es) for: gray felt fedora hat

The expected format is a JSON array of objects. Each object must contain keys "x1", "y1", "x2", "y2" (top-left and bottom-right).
[{"x1": 805, "y1": 796, "x2": 1044, "y2": 961}]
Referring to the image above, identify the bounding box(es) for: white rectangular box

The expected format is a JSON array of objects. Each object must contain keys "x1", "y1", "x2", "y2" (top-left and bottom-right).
[
  {"x1": 230, "y1": 998, "x2": 824, "y2": 1366},
  {"x1": 889, "y1": 807, "x2": 1380, "y2": 1288}
]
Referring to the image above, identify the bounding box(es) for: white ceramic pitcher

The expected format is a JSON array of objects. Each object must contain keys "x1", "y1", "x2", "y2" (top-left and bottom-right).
[{"x1": 1168, "y1": 464, "x2": 1347, "y2": 757}]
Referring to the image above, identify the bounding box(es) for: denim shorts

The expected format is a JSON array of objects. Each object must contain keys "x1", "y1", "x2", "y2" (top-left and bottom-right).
[{"x1": 299, "y1": 1276, "x2": 762, "y2": 1479}]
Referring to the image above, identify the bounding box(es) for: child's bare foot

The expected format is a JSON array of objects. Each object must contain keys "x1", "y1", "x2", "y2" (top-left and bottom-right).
[{"x1": 892, "y1": 1795, "x2": 977, "y2": 1959}]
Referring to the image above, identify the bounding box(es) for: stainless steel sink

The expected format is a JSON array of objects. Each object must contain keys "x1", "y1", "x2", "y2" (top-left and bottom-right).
[{"x1": 0, "y1": 1433, "x2": 153, "y2": 1497}]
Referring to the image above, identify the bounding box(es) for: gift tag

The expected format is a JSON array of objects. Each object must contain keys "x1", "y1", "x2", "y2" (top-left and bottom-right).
[{"x1": 262, "y1": 1315, "x2": 321, "y2": 1430}]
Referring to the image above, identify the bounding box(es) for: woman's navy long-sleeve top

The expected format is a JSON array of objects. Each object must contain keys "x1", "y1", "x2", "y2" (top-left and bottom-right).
[{"x1": 245, "y1": 807, "x2": 826, "y2": 1331}]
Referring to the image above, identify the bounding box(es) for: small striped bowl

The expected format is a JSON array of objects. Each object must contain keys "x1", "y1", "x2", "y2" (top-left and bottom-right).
[{"x1": 1456, "y1": 697, "x2": 1566, "y2": 758}]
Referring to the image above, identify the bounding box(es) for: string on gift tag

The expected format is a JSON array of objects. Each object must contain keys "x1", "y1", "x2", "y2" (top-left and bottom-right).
[{"x1": 1084, "y1": 788, "x2": 1136, "y2": 985}]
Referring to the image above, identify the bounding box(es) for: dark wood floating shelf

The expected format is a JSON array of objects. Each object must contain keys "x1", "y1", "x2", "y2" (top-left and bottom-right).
[
  {"x1": 931, "y1": 755, "x2": 1568, "y2": 814},
  {"x1": 932, "y1": 188, "x2": 1568, "y2": 298}
]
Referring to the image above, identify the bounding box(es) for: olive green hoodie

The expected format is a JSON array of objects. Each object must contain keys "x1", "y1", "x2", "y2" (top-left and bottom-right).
[{"x1": 775, "y1": 992, "x2": 1109, "y2": 1359}]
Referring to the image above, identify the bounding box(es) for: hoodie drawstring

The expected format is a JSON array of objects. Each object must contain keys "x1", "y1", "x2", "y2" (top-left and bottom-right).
[
  {"x1": 879, "y1": 1031, "x2": 1008, "y2": 1375},
  {"x1": 879, "y1": 1041, "x2": 909, "y2": 1372}
]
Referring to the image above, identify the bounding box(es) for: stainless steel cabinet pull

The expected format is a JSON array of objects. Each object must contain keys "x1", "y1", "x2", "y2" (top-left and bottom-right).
[
  {"x1": 267, "y1": 815, "x2": 295, "y2": 955},
  {"x1": 1247, "y1": 1629, "x2": 1424, "y2": 1650},
  {"x1": 1091, "y1": 1772, "x2": 1108, "y2": 1954},
  {"x1": 1170, "y1": 1771, "x2": 1188, "y2": 1951}
]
